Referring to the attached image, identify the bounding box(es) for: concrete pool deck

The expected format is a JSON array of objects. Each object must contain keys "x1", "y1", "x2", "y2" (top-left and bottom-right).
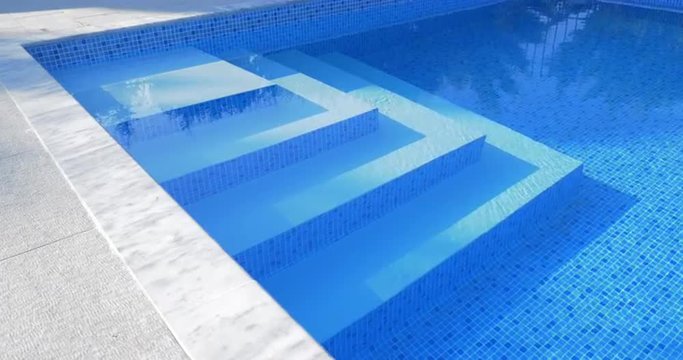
[
  {"x1": 0, "y1": 1, "x2": 328, "y2": 359},
  {"x1": 0, "y1": 85, "x2": 186, "y2": 359}
]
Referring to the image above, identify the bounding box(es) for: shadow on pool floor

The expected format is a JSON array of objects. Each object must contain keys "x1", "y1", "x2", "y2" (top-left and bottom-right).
[{"x1": 364, "y1": 175, "x2": 639, "y2": 359}]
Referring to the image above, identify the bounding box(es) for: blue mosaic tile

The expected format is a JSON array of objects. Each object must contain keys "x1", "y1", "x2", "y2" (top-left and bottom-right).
[
  {"x1": 324, "y1": 167, "x2": 584, "y2": 359},
  {"x1": 235, "y1": 137, "x2": 485, "y2": 280},
  {"x1": 162, "y1": 107, "x2": 379, "y2": 205},
  {"x1": 24, "y1": 0, "x2": 682, "y2": 357},
  {"x1": 25, "y1": 0, "x2": 504, "y2": 72},
  {"x1": 298, "y1": 1, "x2": 682, "y2": 358},
  {"x1": 106, "y1": 85, "x2": 285, "y2": 144},
  {"x1": 603, "y1": 0, "x2": 683, "y2": 11}
]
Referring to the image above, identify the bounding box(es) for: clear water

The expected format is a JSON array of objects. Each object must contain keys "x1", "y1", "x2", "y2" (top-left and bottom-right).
[
  {"x1": 261, "y1": 143, "x2": 536, "y2": 340},
  {"x1": 50, "y1": 0, "x2": 682, "y2": 358},
  {"x1": 295, "y1": 1, "x2": 682, "y2": 357},
  {"x1": 185, "y1": 113, "x2": 424, "y2": 254}
]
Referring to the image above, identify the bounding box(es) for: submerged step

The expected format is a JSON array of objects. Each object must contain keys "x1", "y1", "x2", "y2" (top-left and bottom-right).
[
  {"x1": 185, "y1": 108, "x2": 484, "y2": 279},
  {"x1": 186, "y1": 113, "x2": 424, "y2": 256},
  {"x1": 202, "y1": 51, "x2": 487, "y2": 280},
  {"x1": 55, "y1": 47, "x2": 385, "y2": 206},
  {"x1": 105, "y1": 85, "x2": 296, "y2": 144},
  {"x1": 111, "y1": 86, "x2": 327, "y2": 182},
  {"x1": 319, "y1": 52, "x2": 583, "y2": 176},
  {"x1": 239, "y1": 51, "x2": 584, "y2": 358},
  {"x1": 55, "y1": 47, "x2": 274, "y2": 127},
  {"x1": 159, "y1": 74, "x2": 380, "y2": 205},
  {"x1": 260, "y1": 144, "x2": 537, "y2": 342},
  {"x1": 100, "y1": 59, "x2": 271, "y2": 119},
  {"x1": 234, "y1": 133, "x2": 483, "y2": 279}
]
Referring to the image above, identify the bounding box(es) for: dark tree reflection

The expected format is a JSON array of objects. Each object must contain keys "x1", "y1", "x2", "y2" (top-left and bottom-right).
[
  {"x1": 304, "y1": 1, "x2": 555, "y2": 111},
  {"x1": 550, "y1": 3, "x2": 683, "y2": 110}
]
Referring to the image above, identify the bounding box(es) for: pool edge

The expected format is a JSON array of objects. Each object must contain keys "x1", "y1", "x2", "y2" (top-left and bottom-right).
[{"x1": 0, "y1": 6, "x2": 331, "y2": 360}]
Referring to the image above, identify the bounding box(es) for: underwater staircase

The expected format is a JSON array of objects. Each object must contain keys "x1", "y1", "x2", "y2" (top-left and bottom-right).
[
  {"x1": 59, "y1": 47, "x2": 582, "y2": 359},
  {"x1": 234, "y1": 50, "x2": 582, "y2": 357}
]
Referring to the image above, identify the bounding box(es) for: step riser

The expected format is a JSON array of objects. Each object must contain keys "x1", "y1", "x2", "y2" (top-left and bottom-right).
[
  {"x1": 235, "y1": 137, "x2": 486, "y2": 280},
  {"x1": 323, "y1": 167, "x2": 584, "y2": 359},
  {"x1": 162, "y1": 108, "x2": 380, "y2": 206},
  {"x1": 105, "y1": 85, "x2": 283, "y2": 145}
]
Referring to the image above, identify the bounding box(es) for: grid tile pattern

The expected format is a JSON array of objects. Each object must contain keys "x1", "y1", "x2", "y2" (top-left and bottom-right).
[
  {"x1": 601, "y1": 0, "x2": 683, "y2": 11},
  {"x1": 325, "y1": 167, "x2": 584, "y2": 359},
  {"x1": 314, "y1": 1, "x2": 683, "y2": 358},
  {"x1": 162, "y1": 108, "x2": 379, "y2": 205},
  {"x1": 106, "y1": 85, "x2": 284, "y2": 145},
  {"x1": 25, "y1": 0, "x2": 504, "y2": 71},
  {"x1": 234, "y1": 138, "x2": 485, "y2": 280}
]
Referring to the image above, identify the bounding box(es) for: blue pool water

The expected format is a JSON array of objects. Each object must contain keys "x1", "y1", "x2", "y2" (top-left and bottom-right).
[
  {"x1": 297, "y1": 1, "x2": 682, "y2": 358},
  {"x1": 48, "y1": 0, "x2": 681, "y2": 358}
]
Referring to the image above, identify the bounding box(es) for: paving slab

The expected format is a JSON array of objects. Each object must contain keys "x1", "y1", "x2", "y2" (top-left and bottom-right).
[
  {"x1": 0, "y1": 87, "x2": 39, "y2": 159},
  {"x1": 0, "y1": 229, "x2": 187, "y2": 360},
  {"x1": 0, "y1": 86, "x2": 92, "y2": 260},
  {"x1": 0, "y1": 149, "x2": 92, "y2": 260},
  {"x1": 0, "y1": 83, "x2": 187, "y2": 359}
]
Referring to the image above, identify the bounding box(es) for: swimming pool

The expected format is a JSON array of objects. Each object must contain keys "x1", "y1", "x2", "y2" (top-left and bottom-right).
[
  {"x1": 30, "y1": 0, "x2": 681, "y2": 358},
  {"x1": 299, "y1": 2, "x2": 682, "y2": 358}
]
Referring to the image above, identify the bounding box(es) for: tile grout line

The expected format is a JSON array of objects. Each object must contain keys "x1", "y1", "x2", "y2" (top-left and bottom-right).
[
  {"x1": 0, "y1": 227, "x2": 96, "y2": 264},
  {"x1": 0, "y1": 81, "x2": 195, "y2": 358}
]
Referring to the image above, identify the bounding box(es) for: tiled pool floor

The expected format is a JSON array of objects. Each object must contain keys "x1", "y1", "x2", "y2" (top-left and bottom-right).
[
  {"x1": 304, "y1": 1, "x2": 681, "y2": 357},
  {"x1": 2, "y1": 0, "x2": 681, "y2": 359}
]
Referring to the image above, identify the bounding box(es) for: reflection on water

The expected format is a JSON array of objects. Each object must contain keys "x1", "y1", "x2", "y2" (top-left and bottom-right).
[
  {"x1": 308, "y1": 0, "x2": 683, "y2": 124},
  {"x1": 551, "y1": 3, "x2": 683, "y2": 110},
  {"x1": 106, "y1": 86, "x2": 301, "y2": 147},
  {"x1": 302, "y1": 1, "x2": 683, "y2": 357}
]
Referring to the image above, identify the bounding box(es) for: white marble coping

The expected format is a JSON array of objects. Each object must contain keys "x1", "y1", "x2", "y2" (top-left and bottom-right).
[{"x1": 0, "y1": 2, "x2": 329, "y2": 359}]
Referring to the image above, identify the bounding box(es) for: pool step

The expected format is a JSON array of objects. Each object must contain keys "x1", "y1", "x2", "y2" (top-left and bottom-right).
[
  {"x1": 60, "y1": 48, "x2": 274, "y2": 127},
  {"x1": 159, "y1": 74, "x2": 380, "y2": 205},
  {"x1": 99, "y1": 59, "x2": 270, "y2": 119},
  {"x1": 105, "y1": 85, "x2": 317, "y2": 145},
  {"x1": 178, "y1": 51, "x2": 486, "y2": 280},
  {"x1": 260, "y1": 143, "x2": 537, "y2": 342},
  {"x1": 110, "y1": 86, "x2": 327, "y2": 181},
  {"x1": 185, "y1": 113, "x2": 425, "y2": 266},
  {"x1": 56, "y1": 47, "x2": 384, "y2": 205},
  {"x1": 251, "y1": 50, "x2": 583, "y2": 357}
]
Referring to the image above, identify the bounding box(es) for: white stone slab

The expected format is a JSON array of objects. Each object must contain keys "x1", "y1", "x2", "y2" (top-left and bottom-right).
[{"x1": 0, "y1": 1, "x2": 331, "y2": 359}]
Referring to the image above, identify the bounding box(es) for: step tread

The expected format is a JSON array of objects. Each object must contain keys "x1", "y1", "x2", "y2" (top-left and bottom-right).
[
  {"x1": 108, "y1": 55, "x2": 380, "y2": 188},
  {"x1": 119, "y1": 87, "x2": 326, "y2": 182},
  {"x1": 320, "y1": 52, "x2": 581, "y2": 172},
  {"x1": 57, "y1": 47, "x2": 271, "y2": 125},
  {"x1": 185, "y1": 114, "x2": 424, "y2": 254},
  {"x1": 261, "y1": 144, "x2": 537, "y2": 341},
  {"x1": 269, "y1": 49, "x2": 371, "y2": 92},
  {"x1": 53, "y1": 47, "x2": 221, "y2": 93},
  {"x1": 101, "y1": 59, "x2": 271, "y2": 119},
  {"x1": 253, "y1": 51, "x2": 583, "y2": 341},
  {"x1": 261, "y1": 51, "x2": 485, "y2": 225},
  {"x1": 224, "y1": 51, "x2": 298, "y2": 80},
  {"x1": 268, "y1": 51, "x2": 482, "y2": 141},
  {"x1": 316, "y1": 52, "x2": 583, "y2": 242}
]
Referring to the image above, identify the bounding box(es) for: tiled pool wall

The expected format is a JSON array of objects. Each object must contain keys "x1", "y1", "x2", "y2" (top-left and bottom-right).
[
  {"x1": 25, "y1": 0, "x2": 504, "y2": 72},
  {"x1": 161, "y1": 105, "x2": 378, "y2": 207},
  {"x1": 18, "y1": 0, "x2": 680, "y2": 358},
  {"x1": 324, "y1": 167, "x2": 585, "y2": 358},
  {"x1": 106, "y1": 86, "x2": 286, "y2": 144},
  {"x1": 600, "y1": 0, "x2": 683, "y2": 11},
  {"x1": 234, "y1": 138, "x2": 485, "y2": 281}
]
